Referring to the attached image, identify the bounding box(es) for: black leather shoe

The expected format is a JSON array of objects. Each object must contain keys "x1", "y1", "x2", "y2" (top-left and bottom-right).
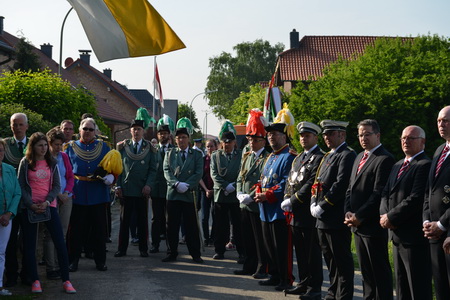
[
  {"x1": 213, "y1": 253, "x2": 224, "y2": 259},
  {"x1": 259, "y1": 278, "x2": 280, "y2": 286},
  {"x1": 299, "y1": 291, "x2": 322, "y2": 300},
  {"x1": 96, "y1": 264, "x2": 108, "y2": 271},
  {"x1": 140, "y1": 251, "x2": 149, "y2": 257},
  {"x1": 275, "y1": 282, "x2": 292, "y2": 291},
  {"x1": 284, "y1": 285, "x2": 307, "y2": 295},
  {"x1": 162, "y1": 255, "x2": 177, "y2": 262},
  {"x1": 237, "y1": 254, "x2": 245, "y2": 264},
  {"x1": 149, "y1": 247, "x2": 159, "y2": 253},
  {"x1": 4, "y1": 279, "x2": 17, "y2": 288},
  {"x1": 252, "y1": 272, "x2": 268, "y2": 279},
  {"x1": 192, "y1": 257, "x2": 204, "y2": 263},
  {"x1": 114, "y1": 251, "x2": 126, "y2": 257},
  {"x1": 233, "y1": 269, "x2": 253, "y2": 275},
  {"x1": 68, "y1": 261, "x2": 78, "y2": 272}
]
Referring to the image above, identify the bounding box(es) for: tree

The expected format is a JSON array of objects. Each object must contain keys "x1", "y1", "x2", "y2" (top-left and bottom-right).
[
  {"x1": 0, "y1": 103, "x2": 52, "y2": 137},
  {"x1": 206, "y1": 39, "x2": 284, "y2": 119},
  {"x1": 0, "y1": 69, "x2": 107, "y2": 133},
  {"x1": 228, "y1": 84, "x2": 267, "y2": 125},
  {"x1": 177, "y1": 103, "x2": 202, "y2": 139},
  {"x1": 289, "y1": 35, "x2": 450, "y2": 159},
  {"x1": 13, "y1": 37, "x2": 41, "y2": 72}
]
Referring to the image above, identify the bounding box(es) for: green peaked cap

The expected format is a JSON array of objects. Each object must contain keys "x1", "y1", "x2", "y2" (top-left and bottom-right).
[
  {"x1": 176, "y1": 117, "x2": 193, "y2": 135},
  {"x1": 135, "y1": 107, "x2": 155, "y2": 129},
  {"x1": 157, "y1": 114, "x2": 175, "y2": 133},
  {"x1": 219, "y1": 120, "x2": 236, "y2": 140}
]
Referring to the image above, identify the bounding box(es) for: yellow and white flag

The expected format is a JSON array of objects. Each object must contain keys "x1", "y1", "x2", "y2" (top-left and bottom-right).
[{"x1": 67, "y1": 0, "x2": 186, "y2": 62}]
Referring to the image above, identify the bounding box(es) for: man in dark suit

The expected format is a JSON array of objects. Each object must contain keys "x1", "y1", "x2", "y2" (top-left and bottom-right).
[
  {"x1": 423, "y1": 105, "x2": 450, "y2": 300},
  {"x1": 210, "y1": 126, "x2": 243, "y2": 260},
  {"x1": 282, "y1": 121, "x2": 324, "y2": 300},
  {"x1": 162, "y1": 118, "x2": 204, "y2": 263},
  {"x1": 312, "y1": 120, "x2": 356, "y2": 300},
  {"x1": 4, "y1": 113, "x2": 29, "y2": 287},
  {"x1": 114, "y1": 120, "x2": 159, "y2": 258},
  {"x1": 149, "y1": 116, "x2": 175, "y2": 253},
  {"x1": 380, "y1": 125, "x2": 432, "y2": 300},
  {"x1": 344, "y1": 119, "x2": 395, "y2": 300},
  {"x1": 234, "y1": 109, "x2": 270, "y2": 278}
]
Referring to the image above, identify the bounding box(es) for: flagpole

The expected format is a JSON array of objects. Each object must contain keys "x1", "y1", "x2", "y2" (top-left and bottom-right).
[{"x1": 153, "y1": 56, "x2": 157, "y2": 136}]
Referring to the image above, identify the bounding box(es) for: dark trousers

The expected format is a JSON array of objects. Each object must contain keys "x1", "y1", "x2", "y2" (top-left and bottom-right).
[
  {"x1": 393, "y1": 242, "x2": 432, "y2": 300},
  {"x1": 213, "y1": 202, "x2": 242, "y2": 255},
  {"x1": 292, "y1": 225, "x2": 323, "y2": 293},
  {"x1": 151, "y1": 197, "x2": 166, "y2": 248},
  {"x1": 241, "y1": 208, "x2": 267, "y2": 274},
  {"x1": 200, "y1": 191, "x2": 214, "y2": 241},
  {"x1": 166, "y1": 200, "x2": 201, "y2": 259},
  {"x1": 262, "y1": 219, "x2": 291, "y2": 284},
  {"x1": 430, "y1": 241, "x2": 450, "y2": 300},
  {"x1": 5, "y1": 213, "x2": 26, "y2": 282},
  {"x1": 21, "y1": 207, "x2": 70, "y2": 282},
  {"x1": 354, "y1": 232, "x2": 393, "y2": 300},
  {"x1": 67, "y1": 203, "x2": 108, "y2": 266},
  {"x1": 318, "y1": 228, "x2": 354, "y2": 300},
  {"x1": 118, "y1": 196, "x2": 148, "y2": 253}
]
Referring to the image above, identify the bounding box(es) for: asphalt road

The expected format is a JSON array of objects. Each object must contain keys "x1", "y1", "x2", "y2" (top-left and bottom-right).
[{"x1": 8, "y1": 202, "x2": 363, "y2": 300}]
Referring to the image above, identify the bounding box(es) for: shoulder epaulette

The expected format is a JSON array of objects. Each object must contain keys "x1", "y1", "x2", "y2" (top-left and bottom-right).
[{"x1": 289, "y1": 149, "x2": 298, "y2": 156}]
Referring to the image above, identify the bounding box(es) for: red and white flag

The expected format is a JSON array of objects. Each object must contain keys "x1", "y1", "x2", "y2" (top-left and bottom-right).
[{"x1": 154, "y1": 63, "x2": 164, "y2": 108}]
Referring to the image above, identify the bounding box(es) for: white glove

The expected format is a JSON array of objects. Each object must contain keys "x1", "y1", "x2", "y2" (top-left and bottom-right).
[
  {"x1": 238, "y1": 194, "x2": 253, "y2": 205},
  {"x1": 225, "y1": 183, "x2": 236, "y2": 194},
  {"x1": 103, "y1": 174, "x2": 114, "y2": 185},
  {"x1": 310, "y1": 203, "x2": 324, "y2": 218},
  {"x1": 281, "y1": 198, "x2": 292, "y2": 212},
  {"x1": 176, "y1": 182, "x2": 190, "y2": 193}
]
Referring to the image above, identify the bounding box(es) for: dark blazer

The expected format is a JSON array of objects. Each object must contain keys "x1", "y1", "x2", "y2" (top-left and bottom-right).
[
  {"x1": 151, "y1": 143, "x2": 174, "y2": 199},
  {"x1": 423, "y1": 143, "x2": 450, "y2": 241},
  {"x1": 345, "y1": 145, "x2": 395, "y2": 236},
  {"x1": 315, "y1": 142, "x2": 356, "y2": 230},
  {"x1": 285, "y1": 145, "x2": 324, "y2": 228},
  {"x1": 380, "y1": 152, "x2": 431, "y2": 245},
  {"x1": 3, "y1": 137, "x2": 28, "y2": 170}
]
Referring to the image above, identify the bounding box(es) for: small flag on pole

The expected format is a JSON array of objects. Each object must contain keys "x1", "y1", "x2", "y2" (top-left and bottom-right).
[
  {"x1": 68, "y1": 0, "x2": 186, "y2": 62},
  {"x1": 154, "y1": 63, "x2": 164, "y2": 108}
]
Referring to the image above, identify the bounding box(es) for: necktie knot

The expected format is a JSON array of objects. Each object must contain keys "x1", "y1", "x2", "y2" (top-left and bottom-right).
[
  {"x1": 357, "y1": 152, "x2": 369, "y2": 174},
  {"x1": 397, "y1": 160, "x2": 410, "y2": 179},
  {"x1": 181, "y1": 150, "x2": 186, "y2": 162}
]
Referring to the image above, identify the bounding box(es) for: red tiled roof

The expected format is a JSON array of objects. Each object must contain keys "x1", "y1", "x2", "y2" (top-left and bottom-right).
[{"x1": 278, "y1": 36, "x2": 402, "y2": 82}]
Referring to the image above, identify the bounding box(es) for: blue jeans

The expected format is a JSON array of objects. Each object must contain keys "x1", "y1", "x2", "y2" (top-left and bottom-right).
[{"x1": 21, "y1": 207, "x2": 70, "y2": 282}]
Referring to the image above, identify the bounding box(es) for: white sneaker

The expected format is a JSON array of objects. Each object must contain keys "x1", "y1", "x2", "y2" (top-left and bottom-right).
[{"x1": 0, "y1": 289, "x2": 12, "y2": 296}]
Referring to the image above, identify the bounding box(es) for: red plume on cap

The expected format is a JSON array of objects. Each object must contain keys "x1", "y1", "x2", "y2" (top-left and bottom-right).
[{"x1": 246, "y1": 108, "x2": 268, "y2": 137}]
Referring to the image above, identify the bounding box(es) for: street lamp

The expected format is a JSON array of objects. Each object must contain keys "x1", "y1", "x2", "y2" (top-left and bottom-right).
[{"x1": 189, "y1": 89, "x2": 217, "y2": 122}]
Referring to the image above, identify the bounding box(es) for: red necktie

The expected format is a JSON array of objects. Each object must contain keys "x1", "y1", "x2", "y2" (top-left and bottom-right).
[
  {"x1": 357, "y1": 152, "x2": 369, "y2": 174},
  {"x1": 435, "y1": 145, "x2": 450, "y2": 178},
  {"x1": 397, "y1": 160, "x2": 410, "y2": 179}
]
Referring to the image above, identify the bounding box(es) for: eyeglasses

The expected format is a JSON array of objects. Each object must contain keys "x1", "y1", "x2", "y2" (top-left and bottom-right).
[
  {"x1": 400, "y1": 136, "x2": 422, "y2": 141},
  {"x1": 82, "y1": 127, "x2": 95, "y2": 132},
  {"x1": 356, "y1": 132, "x2": 375, "y2": 138}
]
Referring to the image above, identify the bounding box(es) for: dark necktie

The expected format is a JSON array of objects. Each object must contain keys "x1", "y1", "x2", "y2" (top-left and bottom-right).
[
  {"x1": 435, "y1": 145, "x2": 449, "y2": 178},
  {"x1": 357, "y1": 152, "x2": 369, "y2": 175},
  {"x1": 133, "y1": 143, "x2": 138, "y2": 154},
  {"x1": 181, "y1": 151, "x2": 186, "y2": 162},
  {"x1": 18, "y1": 141, "x2": 24, "y2": 154},
  {"x1": 397, "y1": 160, "x2": 410, "y2": 179},
  {"x1": 227, "y1": 153, "x2": 232, "y2": 161},
  {"x1": 251, "y1": 153, "x2": 256, "y2": 164}
]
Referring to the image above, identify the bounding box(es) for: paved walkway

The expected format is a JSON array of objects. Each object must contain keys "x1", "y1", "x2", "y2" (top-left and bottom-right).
[{"x1": 8, "y1": 202, "x2": 363, "y2": 299}]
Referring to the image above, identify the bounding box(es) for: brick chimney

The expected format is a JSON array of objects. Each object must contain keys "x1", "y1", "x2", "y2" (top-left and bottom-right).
[
  {"x1": 103, "y1": 68, "x2": 112, "y2": 79},
  {"x1": 79, "y1": 49, "x2": 92, "y2": 65},
  {"x1": 290, "y1": 29, "x2": 300, "y2": 49},
  {"x1": 0, "y1": 16, "x2": 4, "y2": 36},
  {"x1": 40, "y1": 43, "x2": 53, "y2": 59}
]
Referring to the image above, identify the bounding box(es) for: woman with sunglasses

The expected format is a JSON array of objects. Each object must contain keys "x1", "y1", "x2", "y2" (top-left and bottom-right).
[
  {"x1": 65, "y1": 118, "x2": 112, "y2": 272},
  {"x1": 17, "y1": 132, "x2": 76, "y2": 294}
]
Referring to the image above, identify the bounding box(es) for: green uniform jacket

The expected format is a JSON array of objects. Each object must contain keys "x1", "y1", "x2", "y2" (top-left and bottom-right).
[
  {"x1": 117, "y1": 139, "x2": 159, "y2": 198},
  {"x1": 151, "y1": 143, "x2": 174, "y2": 199},
  {"x1": 236, "y1": 149, "x2": 270, "y2": 213},
  {"x1": 3, "y1": 137, "x2": 27, "y2": 170},
  {"x1": 211, "y1": 149, "x2": 242, "y2": 203},
  {"x1": 163, "y1": 147, "x2": 203, "y2": 203}
]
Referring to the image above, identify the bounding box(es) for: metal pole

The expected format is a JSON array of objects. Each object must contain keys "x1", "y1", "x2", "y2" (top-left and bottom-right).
[
  {"x1": 153, "y1": 56, "x2": 156, "y2": 137},
  {"x1": 59, "y1": 7, "x2": 73, "y2": 75}
]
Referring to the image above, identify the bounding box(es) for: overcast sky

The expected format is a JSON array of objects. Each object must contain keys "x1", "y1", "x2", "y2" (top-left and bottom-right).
[{"x1": 3, "y1": 0, "x2": 450, "y2": 136}]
